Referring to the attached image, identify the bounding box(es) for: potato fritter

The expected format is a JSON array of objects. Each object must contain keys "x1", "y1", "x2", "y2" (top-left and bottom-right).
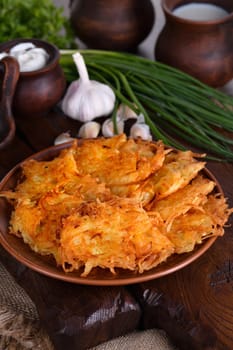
[
  {"x1": 164, "y1": 194, "x2": 231, "y2": 254},
  {"x1": 1, "y1": 134, "x2": 232, "y2": 277},
  {"x1": 109, "y1": 149, "x2": 206, "y2": 205},
  {"x1": 74, "y1": 134, "x2": 167, "y2": 185},
  {"x1": 149, "y1": 175, "x2": 216, "y2": 226},
  {"x1": 60, "y1": 198, "x2": 174, "y2": 276}
]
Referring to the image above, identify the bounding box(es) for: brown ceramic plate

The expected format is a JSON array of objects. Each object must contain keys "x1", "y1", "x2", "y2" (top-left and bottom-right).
[{"x1": 0, "y1": 142, "x2": 220, "y2": 286}]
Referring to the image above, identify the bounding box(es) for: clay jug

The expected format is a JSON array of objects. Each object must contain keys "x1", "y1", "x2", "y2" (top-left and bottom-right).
[
  {"x1": 70, "y1": 0, "x2": 155, "y2": 52},
  {"x1": 155, "y1": 0, "x2": 233, "y2": 87}
]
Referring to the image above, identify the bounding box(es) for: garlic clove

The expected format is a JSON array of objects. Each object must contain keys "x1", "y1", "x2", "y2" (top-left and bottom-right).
[
  {"x1": 130, "y1": 122, "x2": 152, "y2": 141},
  {"x1": 61, "y1": 52, "x2": 116, "y2": 122},
  {"x1": 116, "y1": 103, "x2": 138, "y2": 121},
  {"x1": 102, "y1": 117, "x2": 124, "y2": 138},
  {"x1": 137, "y1": 113, "x2": 146, "y2": 124},
  {"x1": 78, "y1": 121, "x2": 101, "y2": 139},
  {"x1": 54, "y1": 132, "x2": 74, "y2": 145}
]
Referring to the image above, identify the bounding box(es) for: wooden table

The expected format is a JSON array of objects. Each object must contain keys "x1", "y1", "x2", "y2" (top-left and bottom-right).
[{"x1": 0, "y1": 84, "x2": 233, "y2": 350}]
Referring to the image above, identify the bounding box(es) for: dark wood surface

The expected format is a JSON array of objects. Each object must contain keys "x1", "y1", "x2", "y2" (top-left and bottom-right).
[{"x1": 1, "y1": 106, "x2": 233, "y2": 350}]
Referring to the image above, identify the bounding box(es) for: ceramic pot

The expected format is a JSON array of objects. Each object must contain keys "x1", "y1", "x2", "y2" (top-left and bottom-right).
[
  {"x1": 155, "y1": 0, "x2": 233, "y2": 87},
  {"x1": 70, "y1": 0, "x2": 155, "y2": 51},
  {"x1": 0, "y1": 57, "x2": 19, "y2": 149},
  {"x1": 0, "y1": 38, "x2": 66, "y2": 117}
]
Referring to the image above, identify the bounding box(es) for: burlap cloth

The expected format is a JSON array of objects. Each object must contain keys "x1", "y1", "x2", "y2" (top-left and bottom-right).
[{"x1": 0, "y1": 261, "x2": 178, "y2": 350}]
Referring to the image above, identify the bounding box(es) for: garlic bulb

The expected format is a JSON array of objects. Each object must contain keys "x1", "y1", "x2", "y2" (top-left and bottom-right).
[
  {"x1": 54, "y1": 132, "x2": 74, "y2": 145},
  {"x1": 0, "y1": 42, "x2": 49, "y2": 72},
  {"x1": 130, "y1": 122, "x2": 152, "y2": 141},
  {"x1": 78, "y1": 121, "x2": 101, "y2": 139},
  {"x1": 102, "y1": 117, "x2": 124, "y2": 137},
  {"x1": 61, "y1": 52, "x2": 116, "y2": 122}
]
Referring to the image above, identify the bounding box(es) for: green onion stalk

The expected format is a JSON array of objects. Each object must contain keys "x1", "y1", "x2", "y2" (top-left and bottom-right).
[{"x1": 60, "y1": 49, "x2": 233, "y2": 162}]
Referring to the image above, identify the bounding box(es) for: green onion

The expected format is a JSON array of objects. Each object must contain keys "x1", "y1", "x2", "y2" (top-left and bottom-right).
[{"x1": 60, "y1": 50, "x2": 233, "y2": 161}]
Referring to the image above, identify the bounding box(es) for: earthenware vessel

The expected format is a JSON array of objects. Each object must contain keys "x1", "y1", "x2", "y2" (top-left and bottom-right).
[
  {"x1": 0, "y1": 38, "x2": 66, "y2": 117},
  {"x1": 70, "y1": 0, "x2": 155, "y2": 51},
  {"x1": 0, "y1": 56, "x2": 19, "y2": 149},
  {"x1": 155, "y1": 0, "x2": 233, "y2": 87}
]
